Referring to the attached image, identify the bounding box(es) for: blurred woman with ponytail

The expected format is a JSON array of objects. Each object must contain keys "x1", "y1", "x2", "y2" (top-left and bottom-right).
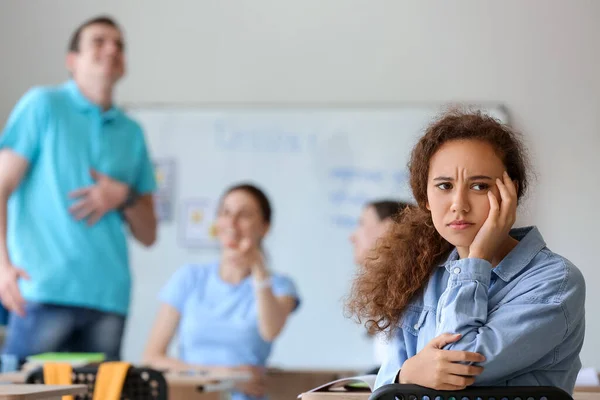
[
  {"x1": 346, "y1": 111, "x2": 585, "y2": 394},
  {"x1": 350, "y1": 199, "x2": 414, "y2": 373}
]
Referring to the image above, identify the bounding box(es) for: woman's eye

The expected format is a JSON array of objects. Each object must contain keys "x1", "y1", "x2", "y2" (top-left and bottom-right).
[
  {"x1": 472, "y1": 183, "x2": 489, "y2": 191},
  {"x1": 436, "y1": 182, "x2": 452, "y2": 190}
]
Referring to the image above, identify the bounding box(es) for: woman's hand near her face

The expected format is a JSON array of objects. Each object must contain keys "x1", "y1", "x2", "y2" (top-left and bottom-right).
[
  {"x1": 236, "y1": 238, "x2": 269, "y2": 280},
  {"x1": 468, "y1": 171, "x2": 518, "y2": 263}
]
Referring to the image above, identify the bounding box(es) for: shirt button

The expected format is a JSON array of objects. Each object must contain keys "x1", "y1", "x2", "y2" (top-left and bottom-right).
[
  {"x1": 413, "y1": 324, "x2": 420, "y2": 330},
  {"x1": 453, "y1": 267, "x2": 461, "y2": 274}
]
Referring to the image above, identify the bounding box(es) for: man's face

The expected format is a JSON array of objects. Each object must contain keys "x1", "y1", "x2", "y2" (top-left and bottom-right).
[{"x1": 67, "y1": 23, "x2": 125, "y2": 86}]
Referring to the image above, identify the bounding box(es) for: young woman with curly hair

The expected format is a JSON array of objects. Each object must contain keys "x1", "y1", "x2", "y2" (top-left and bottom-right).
[{"x1": 346, "y1": 111, "x2": 585, "y2": 394}]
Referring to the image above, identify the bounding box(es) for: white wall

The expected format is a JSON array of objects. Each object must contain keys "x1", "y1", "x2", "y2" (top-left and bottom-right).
[{"x1": 1, "y1": 0, "x2": 598, "y2": 369}]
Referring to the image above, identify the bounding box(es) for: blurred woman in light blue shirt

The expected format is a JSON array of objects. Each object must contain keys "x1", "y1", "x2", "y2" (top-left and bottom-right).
[
  {"x1": 143, "y1": 183, "x2": 300, "y2": 400},
  {"x1": 347, "y1": 111, "x2": 585, "y2": 394}
]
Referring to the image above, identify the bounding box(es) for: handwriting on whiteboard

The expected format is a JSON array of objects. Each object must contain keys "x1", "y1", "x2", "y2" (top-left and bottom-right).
[
  {"x1": 213, "y1": 121, "x2": 318, "y2": 153},
  {"x1": 328, "y1": 167, "x2": 409, "y2": 229}
]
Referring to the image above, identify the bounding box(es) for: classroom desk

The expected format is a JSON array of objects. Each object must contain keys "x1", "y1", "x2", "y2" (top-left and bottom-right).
[
  {"x1": 301, "y1": 391, "x2": 369, "y2": 400},
  {"x1": 0, "y1": 384, "x2": 87, "y2": 400},
  {"x1": 164, "y1": 370, "x2": 251, "y2": 400},
  {"x1": 577, "y1": 387, "x2": 600, "y2": 393},
  {"x1": 0, "y1": 372, "x2": 27, "y2": 384},
  {"x1": 266, "y1": 369, "x2": 360, "y2": 400},
  {"x1": 301, "y1": 391, "x2": 600, "y2": 400},
  {"x1": 0, "y1": 369, "x2": 250, "y2": 400},
  {"x1": 575, "y1": 394, "x2": 600, "y2": 400}
]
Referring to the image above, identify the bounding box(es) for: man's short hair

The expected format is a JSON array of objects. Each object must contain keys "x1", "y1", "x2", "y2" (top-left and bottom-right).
[{"x1": 68, "y1": 15, "x2": 122, "y2": 52}]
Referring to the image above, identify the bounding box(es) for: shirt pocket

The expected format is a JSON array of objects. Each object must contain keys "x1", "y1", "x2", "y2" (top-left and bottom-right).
[{"x1": 401, "y1": 306, "x2": 429, "y2": 336}]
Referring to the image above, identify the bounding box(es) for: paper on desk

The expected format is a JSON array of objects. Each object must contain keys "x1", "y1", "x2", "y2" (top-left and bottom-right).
[
  {"x1": 576, "y1": 368, "x2": 600, "y2": 386},
  {"x1": 298, "y1": 374, "x2": 377, "y2": 398}
]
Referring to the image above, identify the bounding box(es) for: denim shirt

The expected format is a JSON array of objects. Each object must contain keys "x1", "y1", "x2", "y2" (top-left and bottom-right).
[{"x1": 375, "y1": 226, "x2": 586, "y2": 394}]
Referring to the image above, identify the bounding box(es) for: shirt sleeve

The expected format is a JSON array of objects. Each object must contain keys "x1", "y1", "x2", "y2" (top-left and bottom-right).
[
  {"x1": 435, "y1": 256, "x2": 585, "y2": 384},
  {"x1": 159, "y1": 265, "x2": 199, "y2": 312},
  {"x1": 0, "y1": 88, "x2": 50, "y2": 163},
  {"x1": 271, "y1": 274, "x2": 301, "y2": 312},
  {"x1": 374, "y1": 333, "x2": 409, "y2": 388}
]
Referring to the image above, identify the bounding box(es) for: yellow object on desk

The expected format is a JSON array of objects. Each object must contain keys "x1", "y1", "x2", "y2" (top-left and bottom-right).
[
  {"x1": 42, "y1": 361, "x2": 131, "y2": 400},
  {"x1": 41, "y1": 364, "x2": 73, "y2": 400},
  {"x1": 91, "y1": 362, "x2": 131, "y2": 400}
]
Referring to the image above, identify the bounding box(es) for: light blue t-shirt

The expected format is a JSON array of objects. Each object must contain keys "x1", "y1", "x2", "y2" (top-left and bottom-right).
[
  {"x1": 160, "y1": 263, "x2": 301, "y2": 400},
  {"x1": 0, "y1": 81, "x2": 156, "y2": 315}
]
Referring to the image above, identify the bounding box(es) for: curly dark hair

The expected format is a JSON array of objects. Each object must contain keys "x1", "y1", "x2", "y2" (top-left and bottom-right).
[{"x1": 346, "y1": 109, "x2": 530, "y2": 337}]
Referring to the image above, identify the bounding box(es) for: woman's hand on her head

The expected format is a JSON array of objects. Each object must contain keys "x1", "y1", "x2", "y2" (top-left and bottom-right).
[
  {"x1": 468, "y1": 171, "x2": 518, "y2": 262},
  {"x1": 399, "y1": 333, "x2": 485, "y2": 390}
]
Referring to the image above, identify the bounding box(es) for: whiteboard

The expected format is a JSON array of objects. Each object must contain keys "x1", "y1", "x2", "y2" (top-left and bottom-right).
[{"x1": 122, "y1": 105, "x2": 508, "y2": 369}]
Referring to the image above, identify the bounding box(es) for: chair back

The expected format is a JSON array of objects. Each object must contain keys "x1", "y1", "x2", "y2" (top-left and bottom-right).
[
  {"x1": 369, "y1": 384, "x2": 573, "y2": 400},
  {"x1": 26, "y1": 365, "x2": 168, "y2": 400}
]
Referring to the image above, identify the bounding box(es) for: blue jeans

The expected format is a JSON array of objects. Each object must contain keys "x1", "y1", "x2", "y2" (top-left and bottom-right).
[{"x1": 2, "y1": 302, "x2": 126, "y2": 361}]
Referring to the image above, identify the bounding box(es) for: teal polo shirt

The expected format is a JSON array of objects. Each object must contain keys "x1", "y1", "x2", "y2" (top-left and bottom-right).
[{"x1": 0, "y1": 80, "x2": 156, "y2": 315}]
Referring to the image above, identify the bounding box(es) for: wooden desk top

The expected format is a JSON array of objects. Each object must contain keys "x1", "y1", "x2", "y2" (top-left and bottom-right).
[
  {"x1": 0, "y1": 384, "x2": 87, "y2": 399},
  {"x1": 0, "y1": 369, "x2": 250, "y2": 386},
  {"x1": 0, "y1": 372, "x2": 27, "y2": 384},
  {"x1": 301, "y1": 391, "x2": 370, "y2": 400},
  {"x1": 164, "y1": 372, "x2": 251, "y2": 386},
  {"x1": 575, "y1": 393, "x2": 600, "y2": 400}
]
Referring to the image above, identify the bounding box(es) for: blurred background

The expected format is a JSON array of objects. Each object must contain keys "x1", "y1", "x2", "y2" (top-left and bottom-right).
[{"x1": 0, "y1": 0, "x2": 598, "y2": 376}]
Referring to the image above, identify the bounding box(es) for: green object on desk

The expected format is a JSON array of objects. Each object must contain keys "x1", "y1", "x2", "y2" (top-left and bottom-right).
[
  {"x1": 344, "y1": 382, "x2": 371, "y2": 391},
  {"x1": 26, "y1": 352, "x2": 105, "y2": 364}
]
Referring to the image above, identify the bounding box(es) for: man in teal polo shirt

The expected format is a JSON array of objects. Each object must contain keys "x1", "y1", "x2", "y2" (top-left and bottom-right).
[{"x1": 0, "y1": 16, "x2": 157, "y2": 360}]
